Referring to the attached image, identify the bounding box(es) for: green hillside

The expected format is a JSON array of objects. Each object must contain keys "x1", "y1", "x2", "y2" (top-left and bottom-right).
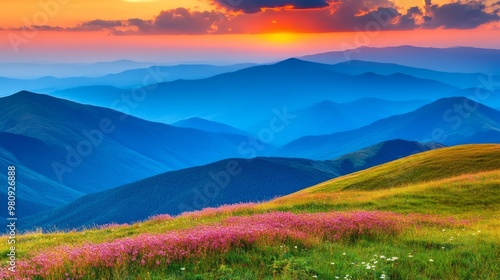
[{"x1": 1, "y1": 145, "x2": 499, "y2": 279}]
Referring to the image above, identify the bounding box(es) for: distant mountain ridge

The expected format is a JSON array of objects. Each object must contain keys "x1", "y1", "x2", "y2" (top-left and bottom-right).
[
  {"x1": 301, "y1": 46, "x2": 500, "y2": 74},
  {"x1": 276, "y1": 97, "x2": 500, "y2": 159},
  {"x1": 0, "y1": 64, "x2": 255, "y2": 96},
  {"x1": 171, "y1": 118, "x2": 249, "y2": 136},
  {"x1": 327, "y1": 60, "x2": 500, "y2": 89},
  {"x1": 252, "y1": 98, "x2": 429, "y2": 144},
  {"x1": 51, "y1": 58, "x2": 458, "y2": 127},
  {"x1": 0, "y1": 91, "x2": 264, "y2": 195}
]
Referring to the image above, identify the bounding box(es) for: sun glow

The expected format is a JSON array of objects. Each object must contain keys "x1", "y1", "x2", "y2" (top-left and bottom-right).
[{"x1": 262, "y1": 32, "x2": 298, "y2": 44}]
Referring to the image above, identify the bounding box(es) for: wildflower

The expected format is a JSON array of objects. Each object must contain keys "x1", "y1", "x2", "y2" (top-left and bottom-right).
[
  {"x1": 313, "y1": 276, "x2": 318, "y2": 278},
  {"x1": 331, "y1": 262, "x2": 335, "y2": 265},
  {"x1": 429, "y1": 259, "x2": 434, "y2": 262},
  {"x1": 343, "y1": 252, "x2": 346, "y2": 255},
  {"x1": 380, "y1": 274, "x2": 387, "y2": 279},
  {"x1": 380, "y1": 255, "x2": 386, "y2": 259},
  {"x1": 180, "y1": 267, "x2": 186, "y2": 271}
]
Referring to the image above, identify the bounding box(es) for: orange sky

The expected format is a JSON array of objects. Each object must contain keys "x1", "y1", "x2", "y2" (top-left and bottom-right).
[
  {"x1": 1, "y1": 0, "x2": 499, "y2": 63},
  {"x1": 1, "y1": 0, "x2": 454, "y2": 27}
]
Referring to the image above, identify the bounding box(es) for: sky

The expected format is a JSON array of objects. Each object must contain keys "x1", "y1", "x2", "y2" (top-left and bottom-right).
[{"x1": 0, "y1": 0, "x2": 499, "y2": 63}]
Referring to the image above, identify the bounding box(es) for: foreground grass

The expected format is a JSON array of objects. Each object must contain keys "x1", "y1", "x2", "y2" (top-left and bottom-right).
[{"x1": 1, "y1": 144, "x2": 499, "y2": 279}]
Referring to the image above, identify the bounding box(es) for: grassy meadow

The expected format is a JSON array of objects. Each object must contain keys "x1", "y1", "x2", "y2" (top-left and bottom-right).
[{"x1": 1, "y1": 144, "x2": 499, "y2": 279}]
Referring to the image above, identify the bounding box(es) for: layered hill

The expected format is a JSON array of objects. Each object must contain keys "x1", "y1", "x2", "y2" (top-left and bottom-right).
[
  {"x1": 23, "y1": 139, "x2": 441, "y2": 230},
  {"x1": 251, "y1": 98, "x2": 428, "y2": 144},
  {"x1": 171, "y1": 117, "x2": 249, "y2": 136},
  {"x1": 4, "y1": 145, "x2": 500, "y2": 280},
  {"x1": 270, "y1": 144, "x2": 500, "y2": 216},
  {"x1": 277, "y1": 97, "x2": 500, "y2": 159},
  {"x1": 0, "y1": 91, "x2": 258, "y2": 195},
  {"x1": 51, "y1": 58, "x2": 458, "y2": 127},
  {"x1": 301, "y1": 46, "x2": 500, "y2": 74},
  {"x1": 0, "y1": 64, "x2": 255, "y2": 96}
]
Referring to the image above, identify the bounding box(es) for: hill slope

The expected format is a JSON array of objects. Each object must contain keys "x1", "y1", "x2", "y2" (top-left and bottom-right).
[
  {"x1": 24, "y1": 140, "x2": 441, "y2": 230},
  {"x1": 0, "y1": 91, "x2": 257, "y2": 194},
  {"x1": 171, "y1": 117, "x2": 249, "y2": 136},
  {"x1": 269, "y1": 144, "x2": 500, "y2": 215},
  {"x1": 3, "y1": 145, "x2": 500, "y2": 280},
  {"x1": 0, "y1": 143, "x2": 83, "y2": 218},
  {"x1": 277, "y1": 97, "x2": 500, "y2": 159}
]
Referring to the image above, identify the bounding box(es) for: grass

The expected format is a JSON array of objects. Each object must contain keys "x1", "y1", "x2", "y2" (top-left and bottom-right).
[{"x1": 1, "y1": 144, "x2": 500, "y2": 279}]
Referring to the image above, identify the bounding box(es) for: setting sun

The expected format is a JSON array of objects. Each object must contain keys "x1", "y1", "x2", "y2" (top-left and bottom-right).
[{"x1": 262, "y1": 32, "x2": 298, "y2": 44}]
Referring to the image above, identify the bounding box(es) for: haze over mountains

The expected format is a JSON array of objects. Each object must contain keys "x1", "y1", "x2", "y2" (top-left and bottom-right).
[
  {"x1": 0, "y1": 91, "x2": 265, "y2": 195},
  {"x1": 0, "y1": 64, "x2": 255, "y2": 96},
  {"x1": 301, "y1": 46, "x2": 500, "y2": 74},
  {"x1": 2, "y1": 46, "x2": 500, "y2": 231},
  {"x1": 278, "y1": 97, "x2": 500, "y2": 159},
  {"x1": 50, "y1": 58, "x2": 459, "y2": 127}
]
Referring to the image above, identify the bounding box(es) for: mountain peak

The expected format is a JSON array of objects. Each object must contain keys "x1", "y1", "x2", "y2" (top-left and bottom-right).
[{"x1": 274, "y1": 57, "x2": 315, "y2": 67}]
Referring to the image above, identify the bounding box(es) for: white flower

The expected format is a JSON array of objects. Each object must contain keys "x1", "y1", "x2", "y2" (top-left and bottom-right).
[
  {"x1": 380, "y1": 255, "x2": 386, "y2": 259},
  {"x1": 343, "y1": 252, "x2": 346, "y2": 255},
  {"x1": 429, "y1": 259, "x2": 434, "y2": 262},
  {"x1": 380, "y1": 274, "x2": 387, "y2": 279},
  {"x1": 312, "y1": 276, "x2": 318, "y2": 278},
  {"x1": 180, "y1": 267, "x2": 186, "y2": 271},
  {"x1": 331, "y1": 262, "x2": 335, "y2": 265}
]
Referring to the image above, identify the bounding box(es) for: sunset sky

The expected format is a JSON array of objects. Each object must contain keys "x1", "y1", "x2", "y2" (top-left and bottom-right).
[{"x1": 1, "y1": 0, "x2": 499, "y2": 63}]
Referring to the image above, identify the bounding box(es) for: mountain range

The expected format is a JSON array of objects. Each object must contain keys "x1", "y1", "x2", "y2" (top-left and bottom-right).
[
  {"x1": 22, "y1": 139, "x2": 442, "y2": 230},
  {"x1": 0, "y1": 91, "x2": 266, "y2": 195},
  {"x1": 50, "y1": 58, "x2": 459, "y2": 127},
  {"x1": 0, "y1": 64, "x2": 255, "y2": 97},
  {"x1": 277, "y1": 97, "x2": 500, "y2": 159},
  {"x1": 301, "y1": 46, "x2": 500, "y2": 74},
  {"x1": 2, "y1": 46, "x2": 500, "y2": 231},
  {"x1": 252, "y1": 98, "x2": 429, "y2": 144}
]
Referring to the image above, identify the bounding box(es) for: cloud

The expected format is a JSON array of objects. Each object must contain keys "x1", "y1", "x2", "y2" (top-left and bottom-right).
[
  {"x1": 213, "y1": 0, "x2": 330, "y2": 13},
  {"x1": 120, "y1": 8, "x2": 228, "y2": 34},
  {"x1": 424, "y1": 0, "x2": 500, "y2": 29},
  {"x1": 7, "y1": 0, "x2": 500, "y2": 34},
  {"x1": 83, "y1": 20, "x2": 123, "y2": 29}
]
